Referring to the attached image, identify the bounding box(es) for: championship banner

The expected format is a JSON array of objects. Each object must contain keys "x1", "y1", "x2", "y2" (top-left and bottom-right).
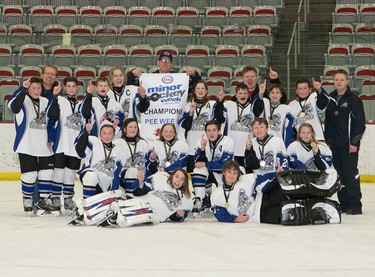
[{"x1": 139, "y1": 73, "x2": 189, "y2": 141}]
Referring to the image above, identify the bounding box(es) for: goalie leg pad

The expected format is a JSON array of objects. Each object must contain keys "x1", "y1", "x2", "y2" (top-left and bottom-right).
[
  {"x1": 281, "y1": 198, "x2": 341, "y2": 226},
  {"x1": 72, "y1": 190, "x2": 126, "y2": 226},
  {"x1": 117, "y1": 198, "x2": 157, "y2": 227},
  {"x1": 277, "y1": 169, "x2": 341, "y2": 199}
]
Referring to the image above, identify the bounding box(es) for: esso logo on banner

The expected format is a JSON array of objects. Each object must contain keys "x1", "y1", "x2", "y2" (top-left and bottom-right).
[{"x1": 162, "y1": 76, "x2": 173, "y2": 84}]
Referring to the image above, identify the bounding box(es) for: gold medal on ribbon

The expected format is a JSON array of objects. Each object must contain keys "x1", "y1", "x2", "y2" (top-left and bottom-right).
[
  {"x1": 260, "y1": 160, "x2": 266, "y2": 167},
  {"x1": 311, "y1": 142, "x2": 317, "y2": 148},
  {"x1": 334, "y1": 111, "x2": 339, "y2": 116},
  {"x1": 299, "y1": 112, "x2": 305, "y2": 118},
  {"x1": 178, "y1": 200, "x2": 182, "y2": 206},
  {"x1": 225, "y1": 202, "x2": 230, "y2": 208}
]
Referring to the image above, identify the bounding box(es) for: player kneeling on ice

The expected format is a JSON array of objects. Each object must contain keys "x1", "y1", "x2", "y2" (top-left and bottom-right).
[
  {"x1": 211, "y1": 160, "x2": 256, "y2": 223},
  {"x1": 190, "y1": 120, "x2": 234, "y2": 217},
  {"x1": 75, "y1": 122, "x2": 127, "y2": 198},
  {"x1": 69, "y1": 169, "x2": 193, "y2": 227}
]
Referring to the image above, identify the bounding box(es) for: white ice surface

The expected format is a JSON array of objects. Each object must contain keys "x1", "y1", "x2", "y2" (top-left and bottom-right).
[{"x1": 1, "y1": 182, "x2": 375, "y2": 277}]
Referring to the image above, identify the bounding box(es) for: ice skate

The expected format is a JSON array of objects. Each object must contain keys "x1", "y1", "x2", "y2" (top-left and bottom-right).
[
  {"x1": 34, "y1": 195, "x2": 61, "y2": 216},
  {"x1": 23, "y1": 197, "x2": 33, "y2": 215},
  {"x1": 64, "y1": 197, "x2": 76, "y2": 214}
]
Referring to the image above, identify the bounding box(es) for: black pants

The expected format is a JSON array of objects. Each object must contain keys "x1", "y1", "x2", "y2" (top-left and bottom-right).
[
  {"x1": 260, "y1": 179, "x2": 287, "y2": 224},
  {"x1": 332, "y1": 147, "x2": 362, "y2": 210}
]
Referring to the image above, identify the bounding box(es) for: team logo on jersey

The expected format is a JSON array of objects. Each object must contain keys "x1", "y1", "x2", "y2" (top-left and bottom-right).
[
  {"x1": 295, "y1": 103, "x2": 314, "y2": 125},
  {"x1": 126, "y1": 153, "x2": 145, "y2": 169},
  {"x1": 160, "y1": 150, "x2": 179, "y2": 168},
  {"x1": 66, "y1": 113, "x2": 83, "y2": 130},
  {"x1": 152, "y1": 190, "x2": 179, "y2": 211},
  {"x1": 260, "y1": 152, "x2": 275, "y2": 170},
  {"x1": 192, "y1": 112, "x2": 210, "y2": 131},
  {"x1": 269, "y1": 113, "x2": 282, "y2": 132},
  {"x1": 30, "y1": 112, "x2": 47, "y2": 129},
  {"x1": 103, "y1": 110, "x2": 117, "y2": 122},
  {"x1": 230, "y1": 114, "x2": 253, "y2": 132},
  {"x1": 94, "y1": 158, "x2": 116, "y2": 177}
]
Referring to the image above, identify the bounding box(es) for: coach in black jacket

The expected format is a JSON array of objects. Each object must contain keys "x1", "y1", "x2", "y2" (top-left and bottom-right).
[{"x1": 322, "y1": 69, "x2": 366, "y2": 215}]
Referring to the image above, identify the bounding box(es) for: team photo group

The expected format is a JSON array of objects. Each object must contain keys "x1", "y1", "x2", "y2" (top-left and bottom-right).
[{"x1": 8, "y1": 50, "x2": 366, "y2": 228}]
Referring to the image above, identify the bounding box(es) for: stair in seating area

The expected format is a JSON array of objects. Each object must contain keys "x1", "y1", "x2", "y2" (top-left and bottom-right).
[{"x1": 268, "y1": 0, "x2": 337, "y2": 99}]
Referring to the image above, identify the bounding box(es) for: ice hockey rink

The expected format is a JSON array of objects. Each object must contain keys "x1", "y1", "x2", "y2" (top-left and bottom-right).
[{"x1": 1, "y1": 181, "x2": 374, "y2": 277}]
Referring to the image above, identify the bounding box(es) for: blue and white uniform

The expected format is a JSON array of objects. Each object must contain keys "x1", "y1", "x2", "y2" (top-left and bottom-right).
[
  {"x1": 148, "y1": 138, "x2": 188, "y2": 174},
  {"x1": 288, "y1": 92, "x2": 329, "y2": 140},
  {"x1": 142, "y1": 172, "x2": 193, "y2": 222},
  {"x1": 287, "y1": 141, "x2": 333, "y2": 170},
  {"x1": 8, "y1": 85, "x2": 54, "y2": 199},
  {"x1": 80, "y1": 93, "x2": 124, "y2": 138},
  {"x1": 211, "y1": 174, "x2": 256, "y2": 223},
  {"x1": 244, "y1": 135, "x2": 289, "y2": 222},
  {"x1": 191, "y1": 135, "x2": 234, "y2": 200},
  {"x1": 179, "y1": 100, "x2": 217, "y2": 156},
  {"x1": 262, "y1": 98, "x2": 294, "y2": 147},
  {"x1": 116, "y1": 137, "x2": 152, "y2": 194},
  {"x1": 221, "y1": 100, "x2": 255, "y2": 160},
  {"x1": 75, "y1": 130, "x2": 128, "y2": 198},
  {"x1": 47, "y1": 93, "x2": 85, "y2": 199}
]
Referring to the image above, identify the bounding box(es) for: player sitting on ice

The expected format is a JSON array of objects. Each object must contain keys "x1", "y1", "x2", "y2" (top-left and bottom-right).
[
  {"x1": 69, "y1": 168, "x2": 193, "y2": 227},
  {"x1": 211, "y1": 160, "x2": 256, "y2": 223}
]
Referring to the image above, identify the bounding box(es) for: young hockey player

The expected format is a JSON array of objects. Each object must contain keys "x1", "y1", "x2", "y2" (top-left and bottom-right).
[
  {"x1": 70, "y1": 169, "x2": 193, "y2": 227},
  {"x1": 289, "y1": 78, "x2": 330, "y2": 140},
  {"x1": 211, "y1": 160, "x2": 255, "y2": 223},
  {"x1": 108, "y1": 66, "x2": 127, "y2": 103},
  {"x1": 215, "y1": 83, "x2": 265, "y2": 167},
  {"x1": 80, "y1": 77, "x2": 124, "y2": 138},
  {"x1": 75, "y1": 122, "x2": 127, "y2": 198},
  {"x1": 47, "y1": 77, "x2": 89, "y2": 214},
  {"x1": 287, "y1": 123, "x2": 333, "y2": 170},
  {"x1": 117, "y1": 118, "x2": 152, "y2": 197},
  {"x1": 190, "y1": 120, "x2": 234, "y2": 217},
  {"x1": 148, "y1": 123, "x2": 188, "y2": 174},
  {"x1": 8, "y1": 77, "x2": 57, "y2": 215},
  {"x1": 244, "y1": 118, "x2": 288, "y2": 223},
  {"x1": 178, "y1": 80, "x2": 222, "y2": 172},
  {"x1": 256, "y1": 83, "x2": 294, "y2": 147}
]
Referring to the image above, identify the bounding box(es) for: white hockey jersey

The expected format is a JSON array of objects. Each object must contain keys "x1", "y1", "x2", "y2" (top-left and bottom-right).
[
  {"x1": 287, "y1": 141, "x2": 333, "y2": 170},
  {"x1": 142, "y1": 172, "x2": 193, "y2": 222},
  {"x1": 78, "y1": 136, "x2": 128, "y2": 191},
  {"x1": 194, "y1": 135, "x2": 235, "y2": 172},
  {"x1": 8, "y1": 86, "x2": 53, "y2": 156},
  {"x1": 223, "y1": 100, "x2": 254, "y2": 157},
  {"x1": 179, "y1": 100, "x2": 217, "y2": 155},
  {"x1": 82, "y1": 94, "x2": 124, "y2": 137},
  {"x1": 150, "y1": 139, "x2": 188, "y2": 173},
  {"x1": 211, "y1": 174, "x2": 256, "y2": 222},
  {"x1": 262, "y1": 98, "x2": 294, "y2": 147},
  {"x1": 49, "y1": 94, "x2": 84, "y2": 157},
  {"x1": 288, "y1": 92, "x2": 326, "y2": 140}
]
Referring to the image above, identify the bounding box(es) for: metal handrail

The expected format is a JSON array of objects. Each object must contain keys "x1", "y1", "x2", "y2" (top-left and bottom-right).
[{"x1": 286, "y1": 0, "x2": 309, "y2": 99}]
